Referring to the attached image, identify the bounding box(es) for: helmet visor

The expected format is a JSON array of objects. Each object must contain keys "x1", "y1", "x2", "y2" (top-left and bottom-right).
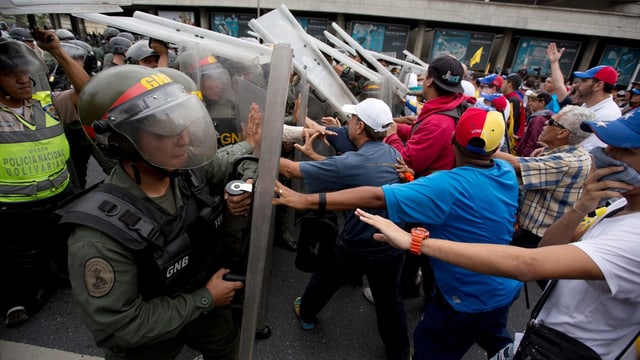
[
  {"x1": 109, "y1": 85, "x2": 217, "y2": 170},
  {"x1": 61, "y1": 42, "x2": 87, "y2": 61},
  {"x1": 0, "y1": 41, "x2": 47, "y2": 76}
]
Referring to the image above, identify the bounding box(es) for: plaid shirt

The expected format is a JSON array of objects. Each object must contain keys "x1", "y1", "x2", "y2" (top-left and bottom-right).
[{"x1": 518, "y1": 145, "x2": 591, "y2": 237}]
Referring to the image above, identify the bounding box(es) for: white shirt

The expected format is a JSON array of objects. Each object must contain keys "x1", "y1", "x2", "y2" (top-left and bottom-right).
[
  {"x1": 538, "y1": 199, "x2": 640, "y2": 359},
  {"x1": 580, "y1": 96, "x2": 622, "y2": 151}
]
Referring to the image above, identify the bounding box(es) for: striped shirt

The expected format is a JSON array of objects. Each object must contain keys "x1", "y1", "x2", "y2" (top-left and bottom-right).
[{"x1": 518, "y1": 145, "x2": 591, "y2": 237}]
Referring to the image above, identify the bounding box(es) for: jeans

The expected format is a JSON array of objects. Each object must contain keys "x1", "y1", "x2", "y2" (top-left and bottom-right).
[
  {"x1": 413, "y1": 289, "x2": 513, "y2": 360},
  {"x1": 299, "y1": 240, "x2": 410, "y2": 360}
]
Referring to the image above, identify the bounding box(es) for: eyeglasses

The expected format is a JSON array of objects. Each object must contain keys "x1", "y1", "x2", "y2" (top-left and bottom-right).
[{"x1": 547, "y1": 118, "x2": 566, "y2": 130}]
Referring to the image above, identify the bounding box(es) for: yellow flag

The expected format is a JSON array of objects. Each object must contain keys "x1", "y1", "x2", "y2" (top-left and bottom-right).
[{"x1": 470, "y1": 47, "x2": 483, "y2": 67}]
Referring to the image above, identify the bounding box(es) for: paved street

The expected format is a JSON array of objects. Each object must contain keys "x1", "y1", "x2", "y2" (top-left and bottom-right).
[{"x1": 0, "y1": 244, "x2": 541, "y2": 360}]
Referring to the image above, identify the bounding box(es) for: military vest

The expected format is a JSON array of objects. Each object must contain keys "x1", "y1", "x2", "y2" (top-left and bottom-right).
[{"x1": 56, "y1": 170, "x2": 225, "y2": 299}]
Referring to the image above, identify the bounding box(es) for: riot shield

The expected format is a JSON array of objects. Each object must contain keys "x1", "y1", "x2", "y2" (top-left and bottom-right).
[
  {"x1": 234, "y1": 76, "x2": 267, "y2": 135},
  {"x1": 239, "y1": 43, "x2": 292, "y2": 360},
  {"x1": 74, "y1": 11, "x2": 272, "y2": 65},
  {"x1": 330, "y1": 21, "x2": 410, "y2": 108},
  {"x1": 248, "y1": 4, "x2": 357, "y2": 118},
  {"x1": 175, "y1": 43, "x2": 268, "y2": 148}
]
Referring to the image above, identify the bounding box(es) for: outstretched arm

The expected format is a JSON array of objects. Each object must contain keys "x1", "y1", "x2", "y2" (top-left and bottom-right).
[
  {"x1": 355, "y1": 208, "x2": 604, "y2": 281},
  {"x1": 273, "y1": 180, "x2": 386, "y2": 211},
  {"x1": 493, "y1": 150, "x2": 521, "y2": 173}
]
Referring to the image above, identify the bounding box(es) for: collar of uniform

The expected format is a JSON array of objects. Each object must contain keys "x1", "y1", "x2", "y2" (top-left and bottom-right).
[{"x1": 107, "y1": 164, "x2": 184, "y2": 208}]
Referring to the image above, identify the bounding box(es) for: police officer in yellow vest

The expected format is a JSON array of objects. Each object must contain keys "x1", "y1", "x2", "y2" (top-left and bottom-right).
[{"x1": 0, "y1": 29, "x2": 90, "y2": 327}]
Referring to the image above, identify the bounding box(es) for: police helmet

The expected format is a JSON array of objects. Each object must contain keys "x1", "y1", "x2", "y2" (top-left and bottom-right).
[
  {"x1": 126, "y1": 40, "x2": 158, "y2": 65},
  {"x1": 0, "y1": 40, "x2": 47, "y2": 75},
  {"x1": 68, "y1": 39, "x2": 93, "y2": 54},
  {"x1": 175, "y1": 51, "x2": 231, "y2": 95},
  {"x1": 60, "y1": 41, "x2": 88, "y2": 61},
  {"x1": 109, "y1": 36, "x2": 132, "y2": 55},
  {"x1": 117, "y1": 32, "x2": 135, "y2": 43},
  {"x1": 8, "y1": 27, "x2": 33, "y2": 42},
  {"x1": 102, "y1": 27, "x2": 119, "y2": 40},
  {"x1": 69, "y1": 40, "x2": 99, "y2": 74},
  {"x1": 78, "y1": 65, "x2": 217, "y2": 169},
  {"x1": 359, "y1": 80, "x2": 381, "y2": 101},
  {"x1": 55, "y1": 29, "x2": 75, "y2": 41},
  {"x1": 155, "y1": 67, "x2": 202, "y2": 100}
]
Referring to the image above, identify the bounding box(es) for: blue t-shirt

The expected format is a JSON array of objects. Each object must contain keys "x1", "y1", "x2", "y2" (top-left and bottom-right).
[
  {"x1": 300, "y1": 140, "x2": 401, "y2": 244},
  {"x1": 382, "y1": 159, "x2": 522, "y2": 312}
]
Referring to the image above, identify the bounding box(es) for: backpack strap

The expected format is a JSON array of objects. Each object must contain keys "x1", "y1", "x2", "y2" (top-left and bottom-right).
[{"x1": 410, "y1": 102, "x2": 469, "y2": 137}]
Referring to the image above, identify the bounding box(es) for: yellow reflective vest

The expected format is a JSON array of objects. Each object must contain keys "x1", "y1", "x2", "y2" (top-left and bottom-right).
[{"x1": 0, "y1": 91, "x2": 70, "y2": 202}]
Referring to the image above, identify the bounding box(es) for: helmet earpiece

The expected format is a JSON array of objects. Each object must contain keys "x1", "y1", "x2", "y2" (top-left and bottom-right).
[{"x1": 92, "y1": 120, "x2": 111, "y2": 135}]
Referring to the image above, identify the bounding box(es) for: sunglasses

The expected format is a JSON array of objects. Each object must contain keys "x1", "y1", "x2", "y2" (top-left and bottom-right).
[{"x1": 547, "y1": 118, "x2": 566, "y2": 130}]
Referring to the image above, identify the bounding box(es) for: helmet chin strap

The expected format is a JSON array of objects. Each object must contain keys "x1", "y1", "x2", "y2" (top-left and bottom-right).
[
  {"x1": 129, "y1": 161, "x2": 143, "y2": 185},
  {"x1": 129, "y1": 158, "x2": 180, "y2": 186}
]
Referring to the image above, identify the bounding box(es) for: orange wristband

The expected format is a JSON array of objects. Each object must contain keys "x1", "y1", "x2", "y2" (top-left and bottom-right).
[{"x1": 410, "y1": 227, "x2": 429, "y2": 255}]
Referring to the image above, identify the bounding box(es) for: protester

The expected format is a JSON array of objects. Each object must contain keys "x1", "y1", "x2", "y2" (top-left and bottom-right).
[
  {"x1": 274, "y1": 107, "x2": 522, "y2": 359},
  {"x1": 495, "y1": 105, "x2": 594, "y2": 251},
  {"x1": 516, "y1": 91, "x2": 553, "y2": 156},
  {"x1": 279, "y1": 98, "x2": 410, "y2": 360},
  {"x1": 355, "y1": 109, "x2": 640, "y2": 360}
]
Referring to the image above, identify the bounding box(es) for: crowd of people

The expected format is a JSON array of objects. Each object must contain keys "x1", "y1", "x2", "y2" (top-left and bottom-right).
[{"x1": 0, "y1": 22, "x2": 638, "y2": 360}]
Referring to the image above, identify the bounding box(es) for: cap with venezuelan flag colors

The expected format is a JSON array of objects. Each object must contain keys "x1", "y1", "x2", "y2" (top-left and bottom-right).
[{"x1": 454, "y1": 107, "x2": 505, "y2": 155}]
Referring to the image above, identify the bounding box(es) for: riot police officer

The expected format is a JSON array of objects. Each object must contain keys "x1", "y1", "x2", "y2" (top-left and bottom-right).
[
  {"x1": 176, "y1": 52, "x2": 242, "y2": 148},
  {"x1": 57, "y1": 65, "x2": 262, "y2": 359},
  {"x1": 126, "y1": 40, "x2": 170, "y2": 69},
  {"x1": 102, "y1": 36, "x2": 131, "y2": 70},
  {"x1": 0, "y1": 29, "x2": 90, "y2": 327}
]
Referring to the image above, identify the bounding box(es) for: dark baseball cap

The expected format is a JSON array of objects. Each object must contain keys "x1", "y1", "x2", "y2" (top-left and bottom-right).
[
  {"x1": 428, "y1": 56, "x2": 464, "y2": 93},
  {"x1": 527, "y1": 91, "x2": 552, "y2": 104}
]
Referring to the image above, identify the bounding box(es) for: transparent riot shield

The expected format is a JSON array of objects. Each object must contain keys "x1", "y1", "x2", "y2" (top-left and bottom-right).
[
  {"x1": 175, "y1": 42, "x2": 268, "y2": 148},
  {"x1": 234, "y1": 76, "x2": 267, "y2": 133}
]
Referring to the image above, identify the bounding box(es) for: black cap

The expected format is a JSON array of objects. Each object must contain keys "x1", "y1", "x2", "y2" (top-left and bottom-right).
[
  {"x1": 428, "y1": 56, "x2": 464, "y2": 93},
  {"x1": 527, "y1": 91, "x2": 551, "y2": 104}
]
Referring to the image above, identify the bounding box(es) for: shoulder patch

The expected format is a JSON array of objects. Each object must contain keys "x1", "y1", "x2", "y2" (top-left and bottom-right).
[{"x1": 84, "y1": 257, "x2": 115, "y2": 298}]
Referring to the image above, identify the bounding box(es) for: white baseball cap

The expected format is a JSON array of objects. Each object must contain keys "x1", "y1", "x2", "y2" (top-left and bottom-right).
[
  {"x1": 461, "y1": 80, "x2": 476, "y2": 97},
  {"x1": 341, "y1": 98, "x2": 393, "y2": 133}
]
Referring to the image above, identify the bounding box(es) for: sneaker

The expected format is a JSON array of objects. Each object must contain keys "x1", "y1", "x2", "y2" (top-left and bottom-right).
[
  {"x1": 5, "y1": 306, "x2": 28, "y2": 328},
  {"x1": 362, "y1": 287, "x2": 375, "y2": 304},
  {"x1": 293, "y1": 297, "x2": 315, "y2": 330}
]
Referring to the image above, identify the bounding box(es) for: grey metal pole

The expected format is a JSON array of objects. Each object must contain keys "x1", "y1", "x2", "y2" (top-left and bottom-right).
[{"x1": 238, "y1": 43, "x2": 292, "y2": 360}]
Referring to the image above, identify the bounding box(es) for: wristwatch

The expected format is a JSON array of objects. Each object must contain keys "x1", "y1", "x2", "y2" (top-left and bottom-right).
[{"x1": 410, "y1": 227, "x2": 429, "y2": 255}]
